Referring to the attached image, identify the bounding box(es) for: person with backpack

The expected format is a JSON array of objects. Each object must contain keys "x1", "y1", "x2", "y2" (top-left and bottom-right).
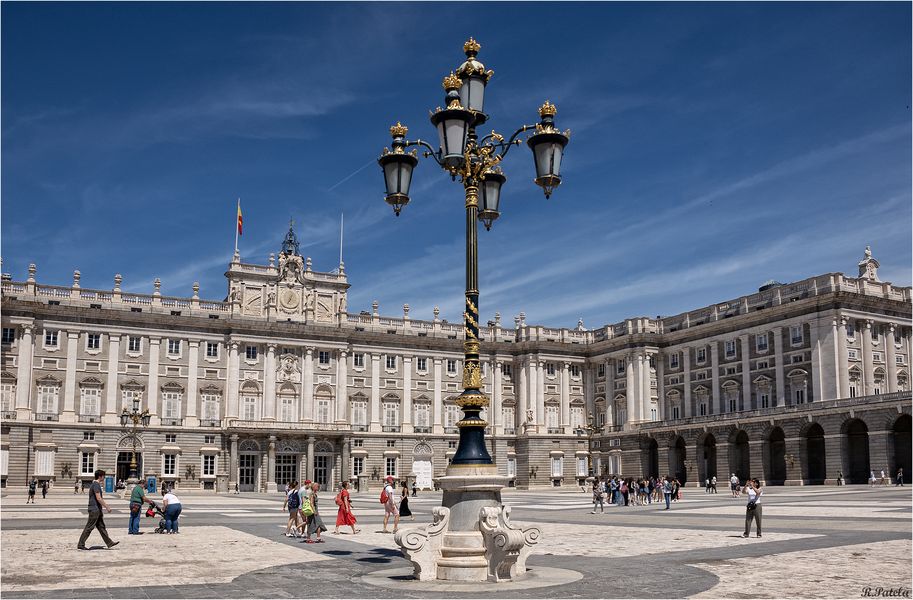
[
  {"x1": 381, "y1": 475, "x2": 399, "y2": 533},
  {"x1": 283, "y1": 481, "x2": 302, "y2": 538},
  {"x1": 27, "y1": 478, "x2": 37, "y2": 503},
  {"x1": 333, "y1": 481, "x2": 358, "y2": 535}
]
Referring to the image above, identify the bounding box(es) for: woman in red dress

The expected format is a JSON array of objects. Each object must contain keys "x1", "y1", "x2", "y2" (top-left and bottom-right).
[{"x1": 334, "y1": 481, "x2": 359, "y2": 534}]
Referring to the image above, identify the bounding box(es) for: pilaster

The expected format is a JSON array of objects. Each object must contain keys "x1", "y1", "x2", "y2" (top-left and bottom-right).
[
  {"x1": 683, "y1": 347, "x2": 692, "y2": 418},
  {"x1": 710, "y1": 342, "x2": 720, "y2": 414},
  {"x1": 433, "y1": 357, "x2": 443, "y2": 434},
  {"x1": 185, "y1": 339, "x2": 199, "y2": 426},
  {"x1": 402, "y1": 355, "x2": 413, "y2": 433},
  {"x1": 103, "y1": 334, "x2": 121, "y2": 424},
  {"x1": 263, "y1": 344, "x2": 276, "y2": 420},
  {"x1": 14, "y1": 323, "x2": 34, "y2": 419},
  {"x1": 773, "y1": 327, "x2": 785, "y2": 407},
  {"x1": 886, "y1": 324, "x2": 898, "y2": 392},
  {"x1": 61, "y1": 331, "x2": 79, "y2": 421},
  {"x1": 336, "y1": 349, "x2": 348, "y2": 422},
  {"x1": 862, "y1": 320, "x2": 875, "y2": 395},
  {"x1": 740, "y1": 335, "x2": 751, "y2": 410}
]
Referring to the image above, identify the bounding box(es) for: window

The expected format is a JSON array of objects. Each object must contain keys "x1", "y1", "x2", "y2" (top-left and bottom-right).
[
  {"x1": 650, "y1": 407, "x2": 657, "y2": 421},
  {"x1": 872, "y1": 326, "x2": 880, "y2": 343},
  {"x1": 617, "y1": 361, "x2": 625, "y2": 375},
  {"x1": 444, "y1": 404, "x2": 460, "y2": 428},
  {"x1": 546, "y1": 363, "x2": 556, "y2": 377},
  {"x1": 165, "y1": 434, "x2": 177, "y2": 444},
  {"x1": 726, "y1": 367, "x2": 737, "y2": 375},
  {"x1": 755, "y1": 334, "x2": 769, "y2": 352},
  {"x1": 760, "y1": 393, "x2": 770, "y2": 409},
  {"x1": 618, "y1": 407, "x2": 627, "y2": 424},
  {"x1": 795, "y1": 388, "x2": 805, "y2": 404},
  {"x1": 168, "y1": 339, "x2": 181, "y2": 356},
  {"x1": 44, "y1": 330, "x2": 58, "y2": 348},
  {"x1": 1, "y1": 328, "x2": 14, "y2": 345},
  {"x1": 790, "y1": 325, "x2": 803, "y2": 345},
  {"x1": 698, "y1": 402, "x2": 707, "y2": 416},
  {"x1": 415, "y1": 357, "x2": 427, "y2": 372},
  {"x1": 204, "y1": 435, "x2": 216, "y2": 444},
  {"x1": 121, "y1": 388, "x2": 141, "y2": 412},
  {"x1": 446, "y1": 359, "x2": 457, "y2": 374},
  {"x1": 128, "y1": 336, "x2": 142, "y2": 353},
  {"x1": 545, "y1": 404, "x2": 559, "y2": 430},
  {"x1": 87, "y1": 333, "x2": 101, "y2": 350},
  {"x1": 1, "y1": 382, "x2": 15, "y2": 412},
  {"x1": 502, "y1": 406, "x2": 515, "y2": 430},
  {"x1": 201, "y1": 394, "x2": 220, "y2": 420},
  {"x1": 848, "y1": 349, "x2": 859, "y2": 360},
  {"x1": 163, "y1": 454, "x2": 177, "y2": 477},
  {"x1": 577, "y1": 456, "x2": 588, "y2": 477},
  {"x1": 671, "y1": 406, "x2": 680, "y2": 420},
  {"x1": 697, "y1": 372, "x2": 707, "y2": 380},
  {"x1": 83, "y1": 431, "x2": 95, "y2": 441},
  {"x1": 551, "y1": 456, "x2": 563, "y2": 477},
  {"x1": 352, "y1": 457, "x2": 364, "y2": 476},
  {"x1": 571, "y1": 365, "x2": 580, "y2": 377},
  {"x1": 791, "y1": 355, "x2": 803, "y2": 364},
  {"x1": 696, "y1": 348, "x2": 706, "y2": 363},
  {"x1": 669, "y1": 354, "x2": 679, "y2": 369},
  {"x1": 352, "y1": 439, "x2": 364, "y2": 447},
  {"x1": 383, "y1": 402, "x2": 399, "y2": 427},
  {"x1": 351, "y1": 400, "x2": 367, "y2": 427},
  {"x1": 35, "y1": 449, "x2": 54, "y2": 476},
  {"x1": 241, "y1": 395, "x2": 257, "y2": 420},
  {"x1": 38, "y1": 384, "x2": 59, "y2": 413},
  {"x1": 570, "y1": 405, "x2": 584, "y2": 429},
  {"x1": 386, "y1": 355, "x2": 397, "y2": 370},
  {"x1": 448, "y1": 440, "x2": 457, "y2": 449},
  {"x1": 597, "y1": 363, "x2": 606, "y2": 377},
  {"x1": 386, "y1": 439, "x2": 396, "y2": 448},
  {"x1": 728, "y1": 398, "x2": 737, "y2": 412},
  {"x1": 202, "y1": 454, "x2": 216, "y2": 476},
  {"x1": 725, "y1": 340, "x2": 736, "y2": 358},
  {"x1": 897, "y1": 355, "x2": 905, "y2": 365},
  {"x1": 873, "y1": 352, "x2": 882, "y2": 363},
  {"x1": 81, "y1": 452, "x2": 95, "y2": 476},
  {"x1": 318, "y1": 351, "x2": 331, "y2": 365},
  {"x1": 317, "y1": 398, "x2": 331, "y2": 423},
  {"x1": 246, "y1": 345, "x2": 258, "y2": 361},
  {"x1": 669, "y1": 376, "x2": 680, "y2": 385},
  {"x1": 353, "y1": 353, "x2": 365, "y2": 368},
  {"x1": 507, "y1": 458, "x2": 516, "y2": 478},
  {"x1": 279, "y1": 396, "x2": 295, "y2": 422},
  {"x1": 846, "y1": 321, "x2": 856, "y2": 338},
  {"x1": 757, "y1": 360, "x2": 769, "y2": 370},
  {"x1": 385, "y1": 457, "x2": 397, "y2": 478},
  {"x1": 206, "y1": 342, "x2": 219, "y2": 358},
  {"x1": 414, "y1": 403, "x2": 430, "y2": 429},
  {"x1": 162, "y1": 391, "x2": 182, "y2": 419},
  {"x1": 503, "y1": 364, "x2": 512, "y2": 378},
  {"x1": 849, "y1": 384, "x2": 857, "y2": 398}
]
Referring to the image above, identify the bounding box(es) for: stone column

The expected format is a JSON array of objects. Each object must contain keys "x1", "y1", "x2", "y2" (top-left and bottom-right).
[
  {"x1": 517, "y1": 359, "x2": 528, "y2": 429},
  {"x1": 402, "y1": 355, "x2": 412, "y2": 433},
  {"x1": 186, "y1": 340, "x2": 199, "y2": 425},
  {"x1": 102, "y1": 334, "x2": 121, "y2": 424},
  {"x1": 535, "y1": 359, "x2": 545, "y2": 428},
  {"x1": 340, "y1": 437, "x2": 350, "y2": 484},
  {"x1": 625, "y1": 353, "x2": 637, "y2": 424},
  {"x1": 226, "y1": 341, "x2": 239, "y2": 418},
  {"x1": 229, "y1": 434, "x2": 239, "y2": 491},
  {"x1": 809, "y1": 320, "x2": 823, "y2": 402},
  {"x1": 264, "y1": 344, "x2": 277, "y2": 420},
  {"x1": 560, "y1": 362, "x2": 570, "y2": 432},
  {"x1": 862, "y1": 320, "x2": 875, "y2": 395},
  {"x1": 710, "y1": 342, "x2": 720, "y2": 414},
  {"x1": 303, "y1": 347, "x2": 314, "y2": 421},
  {"x1": 886, "y1": 324, "x2": 898, "y2": 392},
  {"x1": 836, "y1": 317, "x2": 849, "y2": 399},
  {"x1": 370, "y1": 353, "x2": 381, "y2": 432},
  {"x1": 656, "y1": 352, "x2": 665, "y2": 420},
  {"x1": 604, "y1": 358, "x2": 614, "y2": 427},
  {"x1": 147, "y1": 337, "x2": 161, "y2": 419},
  {"x1": 683, "y1": 347, "x2": 692, "y2": 417},
  {"x1": 740, "y1": 335, "x2": 752, "y2": 410},
  {"x1": 640, "y1": 352, "x2": 651, "y2": 421},
  {"x1": 62, "y1": 331, "x2": 79, "y2": 420},
  {"x1": 14, "y1": 323, "x2": 34, "y2": 419},
  {"x1": 336, "y1": 350, "x2": 348, "y2": 422},
  {"x1": 493, "y1": 360, "x2": 503, "y2": 434},
  {"x1": 267, "y1": 435, "x2": 277, "y2": 493},
  {"x1": 773, "y1": 327, "x2": 785, "y2": 406},
  {"x1": 306, "y1": 436, "x2": 316, "y2": 482},
  {"x1": 433, "y1": 358, "x2": 443, "y2": 434}
]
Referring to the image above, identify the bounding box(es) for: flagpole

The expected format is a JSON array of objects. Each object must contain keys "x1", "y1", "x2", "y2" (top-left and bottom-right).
[
  {"x1": 339, "y1": 212, "x2": 344, "y2": 266},
  {"x1": 234, "y1": 198, "x2": 240, "y2": 257}
]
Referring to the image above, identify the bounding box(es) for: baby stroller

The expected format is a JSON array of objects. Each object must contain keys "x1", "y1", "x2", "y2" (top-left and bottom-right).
[{"x1": 144, "y1": 501, "x2": 168, "y2": 534}]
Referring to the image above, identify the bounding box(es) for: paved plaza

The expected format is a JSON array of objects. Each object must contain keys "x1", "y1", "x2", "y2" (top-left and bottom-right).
[{"x1": 1, "y1": 485, "x2": 910, "y2": 598}]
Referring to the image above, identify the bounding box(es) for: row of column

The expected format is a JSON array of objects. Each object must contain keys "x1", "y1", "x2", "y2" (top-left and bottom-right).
[{"x1": 515, "y1": 357, "x2": 577, "y2": 433}]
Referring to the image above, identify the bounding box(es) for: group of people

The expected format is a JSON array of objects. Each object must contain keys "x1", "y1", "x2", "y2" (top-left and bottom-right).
[
  {"x1": 870, "y1": 468, "x2": 905, "y2": 486},
  {"x1": 26, "y1": 478, "x2": 49, "y2": 503},
  {"x1": 591, "y1": 475, "x2": 683, "y2": 512}
]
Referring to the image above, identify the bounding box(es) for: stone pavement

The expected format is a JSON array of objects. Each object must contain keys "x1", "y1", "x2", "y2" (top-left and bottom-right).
[{"x1": 1, "y1": 486, "x2": 910, "y2": 598}]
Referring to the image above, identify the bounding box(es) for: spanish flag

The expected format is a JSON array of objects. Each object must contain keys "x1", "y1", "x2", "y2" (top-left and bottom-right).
[{"x1": 237, "y1": 199, "x2": 243, "y2": 236}]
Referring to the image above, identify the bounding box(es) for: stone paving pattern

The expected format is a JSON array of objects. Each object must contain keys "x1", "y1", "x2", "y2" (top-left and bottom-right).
[{"x1": 1, "y1": 486, "x2": 910, "y2": 598}]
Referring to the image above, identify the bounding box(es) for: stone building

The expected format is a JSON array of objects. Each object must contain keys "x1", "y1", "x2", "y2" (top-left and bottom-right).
[{"x1": 1, "y1": 234, "x2": 910, "y2": 491}]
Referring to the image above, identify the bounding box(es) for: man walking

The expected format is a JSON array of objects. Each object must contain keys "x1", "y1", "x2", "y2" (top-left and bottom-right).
[
  {"x1": 27, "y1": 478, "x2": 37, "y2": 503},
  {"x1": 41, "y1": 480, "x2": 49, "y2": 499},
  {"x1": 897, "y1": 468, "x2": 905, "y2": 486},
  {"x1": 77, "y1": 469, "x2": 119, "y2": 550}
]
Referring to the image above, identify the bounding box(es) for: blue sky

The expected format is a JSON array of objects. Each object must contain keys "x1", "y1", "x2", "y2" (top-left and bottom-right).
[{"x1": 3, "y1": 2, "x2": 910, "y2": 328}]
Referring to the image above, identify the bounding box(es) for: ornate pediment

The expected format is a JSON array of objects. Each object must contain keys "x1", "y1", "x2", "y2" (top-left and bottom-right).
[{"x1": 277, "y1": 354, "x2": 301, "y2": 383}]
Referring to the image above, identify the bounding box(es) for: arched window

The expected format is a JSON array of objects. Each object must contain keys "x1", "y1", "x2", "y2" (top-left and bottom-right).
[
  {"x1": 314, "y1": 384, "x2": 333, "y2": 424},
  {"x1": 277, "y1": 383, "x2": 297, "y2": 422},
  {"x1": 787, "y1": 369, "x2": 808, "y2": 404},
  {"x1": 848, "y1": 367, "x2": 862, "y2": 398},
  {"x1": 240, "y1": 381, "x2": 261, "y2": 421}
]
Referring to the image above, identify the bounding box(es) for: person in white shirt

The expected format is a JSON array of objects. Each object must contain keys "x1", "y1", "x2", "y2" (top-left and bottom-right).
[
  {"x1": 730, "y1": 474, "x2": 740, "y2": 497},
  {"x1": 382, "y1": 476, "x2": 399, "y2": 533},
  {"x1": 162, "y1": 490, "x2": 182, "y2": 534},
  {"x1": 741, "y1": 478, "x2": 762, "y2": 538}
]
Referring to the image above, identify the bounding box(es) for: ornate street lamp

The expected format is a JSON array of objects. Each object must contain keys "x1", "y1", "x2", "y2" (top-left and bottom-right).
[
  {"x1": 120, "y1": 395, "x2": 150, "y2": 483},
  {"x1": 378, "y1": 37, "x2": 570, "y2": 469},
  {"x1": 575, "y1": 412, "x2": 598, "y2": 479}
]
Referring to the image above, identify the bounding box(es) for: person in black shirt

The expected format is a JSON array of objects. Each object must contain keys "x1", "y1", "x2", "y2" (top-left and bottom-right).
[{"x1": 77, "y1": 470, "x2": 119, "y2": 550}]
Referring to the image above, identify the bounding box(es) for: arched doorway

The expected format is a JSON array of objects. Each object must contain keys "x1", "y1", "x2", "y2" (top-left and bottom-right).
[
  {"x1": 843, "y1": 419, "x2": 870, "y2": 484},
  {"x1": 647, "y1": 439, "x2": 659, "y2": 478},
  {"x1": 314, "y1": 440, "x2": 335, "y2": 488},
  {"x1": 238, "y1": 439, "x2": 260, "y2": 492},
  {"x1": 731, "y1": 430, "x2": 750, "y2": 480},
  {"x1": 670, "y1": 437, "x2": 687, "y2": 484},
  {"x1": 803, "y1": 423, "x2": 826, "y2": 484},
  {"x1": 892, "y1": 415, "x2": 911, "y2": 481},
  {"x1": 767, "y1": 427, "x2": 786, "y2": 485},
  {"x1": 115, "y1": 434, "x2": 144, "y2": 483},
  {"x1": 700, "y1": 434, "x2": 717, "y2": 484},
  {"x1": 411, "y1": 441, "x2": 434, "y2": 490},
  {"x1": 275, "y1": 440, "x2": 300, "y2": 488}
]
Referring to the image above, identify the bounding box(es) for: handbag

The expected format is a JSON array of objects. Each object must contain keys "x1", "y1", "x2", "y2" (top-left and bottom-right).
[{"x1": 746, "y1": 500, "x2": 757, "y2": 510}]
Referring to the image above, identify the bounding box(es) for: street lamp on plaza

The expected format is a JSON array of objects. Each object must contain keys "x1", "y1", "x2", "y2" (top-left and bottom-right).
[
  {"x1": 378, "y1": 38, "x2": 570, "y2": 467},
  {"x1": 119, "y1": 396, "x2": 150, "y2": 483},
  {"x1": 575, "y1": 412, "x2": 598, "y2": 481}
]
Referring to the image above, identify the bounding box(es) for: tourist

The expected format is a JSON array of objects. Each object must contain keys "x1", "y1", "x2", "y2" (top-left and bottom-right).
[
  {"x1": 399, "y1": 481, "x2": 413, "y2": 520},
  {"x1": 412, "y1": 481, "x2": 418, "y2": 497},
  {"x1": 880, "y1": 469, "x2": 887, "y2": 485},
  {"x1": 710, "y1": 475, "x2": 718, "y2": 493},
  {"x1": 77, "y1": 469, "x2": 118, "y2": 550},
  {"x1": 741, "y1": 478, "x2": 763, "y2": 538},
  {"x1": 896, "y1": 468, "x2": 905, "y2": 486},
  {"x1": 334, "y1": 481, "x2": 358, "y2": 535},
  {"x1": 662, "y1": 476, "x2": 673, "y2": 510},
  {"x1": 162, "y1": 488, "x2": 182, "y2": 533},
  {"x1": 41, "y1": 480, "x2": 48, "y2": 499},
  {"x1": 382, "y1": 475, "x2": 400, "y2": 533},
  {"x1": 705, "y1": 477, "x2": 711, "y2": 493},
  {"x1": 283, "y1": 480, "x2": 302, "y2": 537},
  {"x1": 74, "y1": 480, "x2": 80, "y2": 495},
  {"x1": 672, "y1": 478, "x2": 681, "y2": 502},
  {"x1": 609, "y1": 477, "x2": 619, "y2": 505},
  {"x1": 27, "y1": 477, "x2": 37, "y2": 503},
  {"x1": 591, "y1": 479, "x2": 605, "y2": 514},
  {"x1": 128, "y1": 482, "x2": 150, "y2": 534},
  {"x1": 304, "y1": 482, "x2": 327, "y2": 543},
  {"x1": 730, "y1": 473, "x2": 739, "y2": 497}
]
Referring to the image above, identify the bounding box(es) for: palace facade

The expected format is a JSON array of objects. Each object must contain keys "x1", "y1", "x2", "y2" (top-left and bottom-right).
[{"x1": 1, "y1": 230, "x2": 910, "y2": 491}]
